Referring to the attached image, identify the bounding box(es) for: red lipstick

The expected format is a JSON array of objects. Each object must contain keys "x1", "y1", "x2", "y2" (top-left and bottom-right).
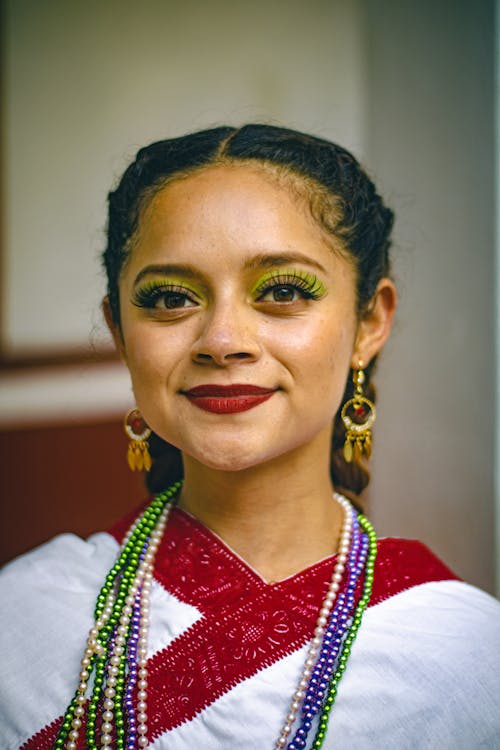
[{"x1": 182, "y1": 384, "x2": 276, "y2": 414}]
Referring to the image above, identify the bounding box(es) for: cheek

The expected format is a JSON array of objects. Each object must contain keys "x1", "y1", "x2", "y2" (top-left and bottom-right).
[
  {"x1": 122, "y1": 324, "x2": 181, "y2": 389},
  {"x1": 290, "y1": 314, "x2": 355, "y2": 366},
  {"x1": 285, "y1": 315, "x2": 356, "y2": 402}
]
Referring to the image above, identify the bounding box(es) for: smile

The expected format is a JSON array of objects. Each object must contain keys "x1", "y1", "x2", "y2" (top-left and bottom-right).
[{"x1": 182, "y1": 384, "x2": 277, "y2": 414}]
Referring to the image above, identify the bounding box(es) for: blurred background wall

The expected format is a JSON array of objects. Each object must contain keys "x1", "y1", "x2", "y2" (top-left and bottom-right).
[{"x1": 0, "y1": 0, "x2": 498, "y2": 595}]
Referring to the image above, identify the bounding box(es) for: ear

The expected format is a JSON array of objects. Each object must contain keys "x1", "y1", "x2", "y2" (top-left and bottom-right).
[
  {"x1": 352, "y1": 278, "x2": 397, "y2": 368},
  {"x1": 102, "y1": 296, "x2": 127, "y2": 363}
]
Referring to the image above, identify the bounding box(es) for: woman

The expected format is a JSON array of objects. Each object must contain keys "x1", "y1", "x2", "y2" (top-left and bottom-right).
[{"x1": 1, "y1": 125, "x2": 499, "y2": 750}]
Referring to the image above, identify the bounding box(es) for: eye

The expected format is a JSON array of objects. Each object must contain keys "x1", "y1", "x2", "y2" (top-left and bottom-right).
[
  {"x1": 156, "y1": 291, "x2": 197, "y2": 309},
  {"x1": 132, "y1": 281, "x2": 199, "y2": 311},
  {"x1": 259, "y1": 284, "x2": 304, "y2": 303},
  {"x1": 254, "y1": 272, "x2": 326, "y2": 304}
]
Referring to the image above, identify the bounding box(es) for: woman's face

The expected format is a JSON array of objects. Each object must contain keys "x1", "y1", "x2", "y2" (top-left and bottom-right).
[{"x1": 112, "y1": 164, "x2": 380, "y2": 473}]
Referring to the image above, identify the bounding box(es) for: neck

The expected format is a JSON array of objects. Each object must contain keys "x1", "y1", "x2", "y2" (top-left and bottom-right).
[{"x1": 178, "y1": 434, "x2": 345, "y2": 583}]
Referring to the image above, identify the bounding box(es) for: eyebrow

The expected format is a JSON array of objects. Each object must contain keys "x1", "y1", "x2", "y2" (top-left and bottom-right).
[
  {"x1": 133, "y1": 253, "x2": 328, "y2": 287},
  {"x1": 243, "y1": 253, "x2": 328, "y2": 275},
  {"x1": 133, "y1": 264, "x2": 201, "y2": 287}
]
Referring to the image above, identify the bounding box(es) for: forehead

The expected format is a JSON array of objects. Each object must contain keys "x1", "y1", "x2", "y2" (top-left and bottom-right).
[
  {"x1": 144, "y1": 163, "x2": 315, "y2": 229},
  {"x1": 138, "y1": 163, "x2": 339, "y2": 250}
]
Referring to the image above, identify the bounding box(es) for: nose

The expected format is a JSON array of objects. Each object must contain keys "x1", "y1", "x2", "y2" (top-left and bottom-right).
[{"x1": 191, "y1": 301, "x2": 262, "y2": 366}]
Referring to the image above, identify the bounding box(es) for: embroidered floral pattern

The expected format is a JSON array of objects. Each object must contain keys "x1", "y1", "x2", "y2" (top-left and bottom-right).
[{"x1": 23, "y1": 509, "x2": 459, "y2": 749}]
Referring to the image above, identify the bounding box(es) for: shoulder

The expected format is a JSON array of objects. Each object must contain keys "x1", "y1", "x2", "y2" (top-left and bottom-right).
[
  {"x1": 333, "y1": 537, "x2": 500, "y2": 748},
  {"x1": 370, "y1": 536, "x2": 500, "y2": 631},
  {"x1": 370, "y1": 537, "x2": 500, "y2": 686},
  {"x1": 0, "y1": 530, "x2": 119, "y2": 610},
  {"x1": 0, "y1": 532, "x2": 119, "y2": 750},
  {"x1": 2, "y1": 527, "x2": 119, "y2": 570},
  {"x1": 371, "y1": 536, "x2": 461, "y2": 603},
  {"x1": 369, "y1": 538, "x2": 500, "y2": 686}
]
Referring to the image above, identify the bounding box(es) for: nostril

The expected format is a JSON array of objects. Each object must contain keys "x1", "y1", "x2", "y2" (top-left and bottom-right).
[
  {"x1": 193, "y1": 349, "x2": 256, "y2": 365},
  {"x1": 229, "y1": 352, "x2": 253, "y2": 360}
]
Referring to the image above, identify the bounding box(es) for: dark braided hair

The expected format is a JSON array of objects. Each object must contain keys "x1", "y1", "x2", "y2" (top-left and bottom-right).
[{"x1": 103, "y1": 124, "x2": 394, "y2": 500}]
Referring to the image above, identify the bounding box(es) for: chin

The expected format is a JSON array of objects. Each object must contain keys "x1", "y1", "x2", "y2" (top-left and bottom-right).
[
  {"x1": 183, "y1": 436, "x2": 277, "y2": 474},
  {"x1": 192, "y1": 450, "x2": 264, "y2": 473}
]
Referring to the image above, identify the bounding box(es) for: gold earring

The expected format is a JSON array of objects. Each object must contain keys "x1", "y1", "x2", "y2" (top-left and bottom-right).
[
  {"x1": 341, "y1": 364, "x2": 376, "y2": 463},
  {"x1": 124, "y1": 408, "x2": 152, "y2": 472}
]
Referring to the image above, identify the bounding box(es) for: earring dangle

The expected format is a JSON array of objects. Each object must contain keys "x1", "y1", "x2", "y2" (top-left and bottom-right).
[
  {"x1": 124, "y1": 408, "x2": 152, "y2": 472},
  {"x1": 341, "y1": 364, "x2": 376, "y2": 463}
]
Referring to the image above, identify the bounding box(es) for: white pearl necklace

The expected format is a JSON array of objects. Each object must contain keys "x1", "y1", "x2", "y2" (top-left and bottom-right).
[
  {"x1": 64, "y1": 502, "x2": 173, "y2": 750},
  {"x1": 59, "y1": 486, "x2": 354, "y2": 750},
  {"x1": 274, "y1": 493, "x2": 353, "y2": 748}
]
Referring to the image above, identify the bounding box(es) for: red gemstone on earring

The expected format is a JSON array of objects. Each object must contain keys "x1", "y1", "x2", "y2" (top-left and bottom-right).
[
  {"x1": 131, "y1": 416, "x2": 144, "y2": 434},
  {"x1": 354, "y1": 405, "x2": 366, "y2": 418}
]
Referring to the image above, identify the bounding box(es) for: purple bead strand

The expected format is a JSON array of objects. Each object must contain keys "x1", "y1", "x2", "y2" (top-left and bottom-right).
[
  {"x1": 287, "y1": 537, "x2": 369, "y2": 750},
  {"x1": 285, "y1": 516, "x2": 362, "y2": 750},
  {"x1": 307, "y1": 511, "x2": 362, "y2": 697},
  {"x1": 310, "y1": 529, "x2": 367, "y2": 695},
  {"x1": 304, "y1": 535, "x2": 368, "y2": 718},
  {"x1": 124, "y1": 588, "x2": 142, "y2": 749},
  {"x1": 286, "y1": 510, "x2": 368, "y2": 750},
  {"x1": 124, "y1": 541, "x2": 149, "y2": 749},
  {"x1": 313, "y1": 535, "x2": 368, "y2": 701}
]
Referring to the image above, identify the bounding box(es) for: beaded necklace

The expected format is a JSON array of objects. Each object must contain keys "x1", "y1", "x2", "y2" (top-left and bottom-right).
[{"x1": 55, "y1": 482, "x2": 376, "y2": 750}]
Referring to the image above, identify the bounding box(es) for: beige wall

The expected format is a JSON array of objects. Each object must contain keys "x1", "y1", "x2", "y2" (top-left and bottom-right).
[
  {"x1": 496, "y1": 0, "x2": 500, "y2": 596},
  {"x1": 366, "y1": 0, "x2": 496, "y2": 593}
]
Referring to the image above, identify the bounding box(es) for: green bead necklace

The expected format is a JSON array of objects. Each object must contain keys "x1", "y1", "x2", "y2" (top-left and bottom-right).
[
  {"x1": 55, "y1": 484, "x2": 376, "y2": 750},
  {"x1": 54, "y1": 482, "x2": 182, "y2": 750},
  {"x1": 312, "y1": 513, "x2": 377, "y2": 748}
]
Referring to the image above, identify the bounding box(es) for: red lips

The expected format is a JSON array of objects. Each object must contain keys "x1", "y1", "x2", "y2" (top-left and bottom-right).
[{"x1": 182, "y1": 384, "x2": 277, "y2": 414}]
